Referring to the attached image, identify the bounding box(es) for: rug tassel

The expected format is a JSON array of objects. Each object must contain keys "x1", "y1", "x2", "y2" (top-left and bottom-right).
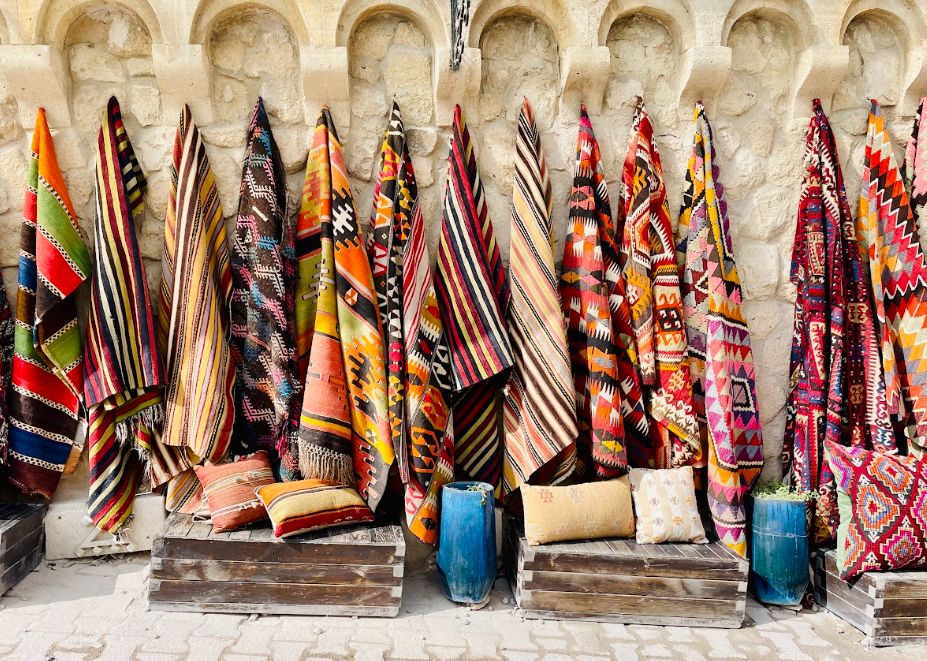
[{"x1": 299, "y1": 445, "x2": 355, "y2": 488}]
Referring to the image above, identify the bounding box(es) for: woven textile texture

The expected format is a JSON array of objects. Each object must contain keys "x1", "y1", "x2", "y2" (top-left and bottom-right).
[
  {"x1": 857, "y1": 99, "x2": 927, "y2": 459},
  {"x1": 436, "y1": 105, "x2": 513, "y2": 488},
  {"x1": 904, "y1": 96, "x2": 927, "y2": 253},
  {"x1": 85, "y1": 97, "x2": 179, "y2": 532},
  {"x1": 676, "y1": 101, "x2": 763, "y2": 558},
  {"x1": 620, "y1": 97, "x2": 700, "y2": 471},
  {"x1": 6, "y1": 109, "x2": 91, "y2": 498},
  {"x1": 368, "y1": 102, "x2": 453, "y2": 543},
  {"x1": 826, "y1": 440, "x2": 927, "y2": 580},
  {"x1": 502, "y1": 98, "x2": 577, "y2": 496},
  {"x1": 229, "y1": 98, "x2": 300, "y2": 475},
  {"x1": 298, "y1": 107, "x2": 393, "y2": 511},
  {"x1": 0, "y1": 271, "x2": 12, "y2": 465},
  {"x1": 256, "y1": 479, "x2": 374, "y2": 538}
]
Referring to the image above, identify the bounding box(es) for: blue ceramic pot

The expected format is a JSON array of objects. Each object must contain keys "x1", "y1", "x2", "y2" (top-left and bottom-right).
[
  {"x1": 751, "y1": 496, "x2": 809, "y2": 606},
  {"x1": 436, "y1": 481, "x2": 496, "y2": 604}
]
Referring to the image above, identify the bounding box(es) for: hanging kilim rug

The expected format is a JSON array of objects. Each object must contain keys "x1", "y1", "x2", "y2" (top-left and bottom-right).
[
  {"x1": 676, "y1": 101, "x2": 763, "y2": 557},
  {"x1": 502, "y1": 97, "x2": 578, "y2": 495},
  {"x1": 295, "y1": 143, "x2": 324, "y2": 386},
  {"x1": 86, "y1": 97, "x2": 185, "y2": 532},
  {"x1": 783, "y1": 100, "x2": 893, "y2": 546},
  {"x1": 620, "y1": 97, "x2": 700, "y2": 470},
  {"x1": 298, "y1": 106, "x2": 392, "y2": 511},
  {"x1": 0, "y1": 270, "x2": 12, "y2": 464},
  {"x1": 904, "y1": 96, "x2": 927, "y2": 253},
  {"x1": 858, "y1": 99, "x2": 927, "y2": 459},
  {"x1": 368, "y1": 102, "x2": 454, "y2": 542},
  {"x1": 229, "y1": 98, "x2": 300, "y2": 475},
  {"x1": 435, "y1": 104, "x2": 513, "y2": 488},
  {"x1": 157, "y1": 105, "x2": 236, "y2": 510},
  {"x1": 6, "y1": 108, "x2": 91, "y2": 498}
]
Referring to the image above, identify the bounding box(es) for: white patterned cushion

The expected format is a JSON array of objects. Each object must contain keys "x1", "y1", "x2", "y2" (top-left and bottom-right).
[{"x1": 628, "y1": 466, "x2": 707, "y2": 544}]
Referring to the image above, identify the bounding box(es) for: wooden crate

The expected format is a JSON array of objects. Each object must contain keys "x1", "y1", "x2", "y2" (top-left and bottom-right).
[
  {"x1": 504, "y1": 519, "x2": 748, "y2": 628},
  {"x1": 149, "y1": 513, "x2": 405, "y2": 616},
  {"x1": 814, "y1": 549, "x2": 927, "y2": 646},
  {"x1": 0, "y1": 503, "x2": 46, "y2": 596}
]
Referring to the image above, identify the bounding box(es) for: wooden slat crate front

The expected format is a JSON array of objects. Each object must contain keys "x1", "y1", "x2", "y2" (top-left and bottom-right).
[
  {"x1": 814, "y1": 549, "x2": 927, "y2": 646},
  {"x1": 149, "y1": 513, "x2": 405, "y2": 617},
  {"x1": 0, "y1": 503, "x2": 46, "y2": 596},
  {"x1": 505, "y1": 519, "x2": 748, "y2": 628}
]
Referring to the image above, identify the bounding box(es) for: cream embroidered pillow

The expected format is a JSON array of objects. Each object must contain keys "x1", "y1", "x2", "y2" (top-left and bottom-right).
[
  {"x1": 522, "y1": 477, "x2": 634, "y2": 545},
  {"x1": 628, "y1": 467, "x2": 707, "y2": 544}
]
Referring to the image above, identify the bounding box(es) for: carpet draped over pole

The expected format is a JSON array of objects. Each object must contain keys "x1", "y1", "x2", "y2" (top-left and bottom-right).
[
  {"x1": 298, "y1": 106, "x2": 392, "y2": 511},
  {"x1": 676, "y1": 101, "x2": 764, "y2": 558},
  {"x1": 435, "y1": 105, "x2": 513, "y2": 489},
  {"x1": 620, "y1": 97, "x2": 700, "y2": 470},
  {"x1": 157, "y1": 105, "x2": 236, "y2": 510},
  {"x1": 369, "y1": 102, "x2": 454, "y2": 542},
  {"x1": 502, "y1": 98, "x2": 578, "y2": 495},
  {"x1": 6, "y1": 108, "x2": 91, "y2": 497},
  {"x1": 85, "y1": 97, "x2": 176, "y2": 532},
  {"x1": 857, "y1": 99, "x2": 927, "y2": 459},
  {"x1": 229, "y1": 98, "x2": 301, "y2": 475},
  {"x1": 784, "y1": 100, "x2": 893, "y2": 546}
]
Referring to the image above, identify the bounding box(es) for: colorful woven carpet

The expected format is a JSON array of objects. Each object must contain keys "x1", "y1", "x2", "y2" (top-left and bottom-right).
[
  {"x1": 229, "y1": 98, "x2": 300, "y2": 475},
  {"x1": 619, "y1": 98, "x2": 700, "y2": 469},
  {"x1": 368, "y1": 102, "x2": 454, "y2": 542},
  {"x1": 297, "y1": 107, "x2": 393, "y2": 511},
  {"x1": 784, "y1": 100, "x2": 893, "y2": 545},
  {"x1": 435, "y1": 105, "x2": 513, "y2": 488},
  {"x1": 502, "y1": 98, "x2": 578, "y2": 495},
  {"x1": 0, "y1": 270, "x2": 12, "y2": 464},
  {"x1": 904, "y1": 97, "x2": 927, "y2": 253},
  {"x1": 157, "y1": 105, "x2": 235, "y2": 506},
  {"x1": 85, "y1": 97, "x2": 174, "y2": 532},
  {"x1": 6, "y1": 109, "x2": 91, "y2": 497},
  {"x1": 676, "y1": 102, "x2": 763, "y2": 557},
  {"x1": 857, "y1": 99, "x2": 927, "y2": 459}
]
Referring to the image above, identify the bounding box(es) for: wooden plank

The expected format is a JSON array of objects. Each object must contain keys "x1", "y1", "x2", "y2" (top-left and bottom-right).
[
  {"x1": 877, "y1": 599, "x2": 927, "y2": 618},
  {"x1": 519, "y1": 589, "x2": 744, "y2": 621},
  {"x1": 154, "y1": 536, "x2": 401, "y2": 566},
  {"x1": 0, "y1": 544, "x2": 43, "y2": 596},
  {"x1": 518, "y1": 608, "x2": 742, "y2": 629},
  {"x1": 878, "y1": 579, "x2": 927, "y2": 600},
  {"x1": 873, "y1": 616, "x2": 927, "y2": 637},
  {"x1": 819, "y1": 568, "x2": 876, "y2": 614},
  {"x1": 0, "y1": 505, "x2": 45, "y2": 555},
  {"x1": 818, "y1": 587, "x2": 873, "y2": 636},
  {"x1": 0, "y1": 527, "x2": 43, "y2": 574},
  {"x1": 151, "y1": 559, "x2": 402, "y2": 586},
  {"x1": 148, "y1": 600, "x2": 400, "y2": 617},
  {"x1": 188, "y1": 521, "x2": 214, "y2": 540},
  {"x1": 823, "y1": 552, "x2": 876, "y2": 595},
  {"x1": 522, "y1": 569, "x2": 741, "y2": 601},
  {"x1": 522, "y1": 546, "x2": 744, "y2": 581},
  {"x1": 149, "y1": 579, "x2": 400, "y2": 607},
  {"x1": 869, "y1": 635, "x2": 927, "y2": 648}
]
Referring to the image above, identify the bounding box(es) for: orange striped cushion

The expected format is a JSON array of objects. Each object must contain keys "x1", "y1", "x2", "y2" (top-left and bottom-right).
[
  {"x1": 255, "y1": 480, "x2": 374, "y2": 538},
  {"x1": 193, "y1": 451, "x2": 276, "y2": 532}
]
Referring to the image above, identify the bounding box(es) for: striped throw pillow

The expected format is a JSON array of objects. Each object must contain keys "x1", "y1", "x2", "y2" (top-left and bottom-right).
[
  {"x1": 193, "y1": 451, "x2": 276, "y2": 532},
  {"x1": 255, "y1": 480, "x2": 374, "y2": 538}
]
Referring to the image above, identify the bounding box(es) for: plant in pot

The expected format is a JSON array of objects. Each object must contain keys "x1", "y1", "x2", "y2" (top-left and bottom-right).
[{"x1": 750, "y1": 482, "x2": 817, "y2": 607}]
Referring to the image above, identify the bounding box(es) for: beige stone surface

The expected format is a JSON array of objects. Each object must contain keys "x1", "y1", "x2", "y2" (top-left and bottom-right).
[{"x1": 0, "y1": 0, "x2": 924, "y2": 503}]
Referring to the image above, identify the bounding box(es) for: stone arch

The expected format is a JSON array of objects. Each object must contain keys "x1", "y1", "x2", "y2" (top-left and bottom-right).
[
  {"x1": 337, "y1": 0, "x2": 446, "y2": 50},
  {"x1": 840, "y1": 0, "x2": 924, "y2": 48},
  {"x1": 597, "y1": 0, "x2": 694, "y2": 51},
  {"x1": 190, "y1": 0, "x2": 308, "y2": 46},
  {"x1": 469, "y1": 0, "x2": 572, "y2": 52},
  {"x1": 34, "y1": 0, "x2": 161, "y2": 47},
  {"x1": 722, "y1": 0, "x2": 814, "y2": 49},
  {"x1": 838, "y1": 8, "x2": 911, "y2": 109},
  {"x1": 0, "y1": 8, "x2": 9, "y2": 44}
]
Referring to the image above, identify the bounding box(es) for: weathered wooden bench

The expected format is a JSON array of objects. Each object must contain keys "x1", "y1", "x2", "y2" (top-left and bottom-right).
[
  {"x1": 814, "y1": 549, "x2": 927, "y2": 646},
  {"x1": 0, "y1": 503, "x2": 46, "y2": 596},
  {"x1": 504, "y1": 518, "x2": 748, "y2": 628},
  {"x1": 149, "y1": 513, "x2": 405, "y2": 616}
]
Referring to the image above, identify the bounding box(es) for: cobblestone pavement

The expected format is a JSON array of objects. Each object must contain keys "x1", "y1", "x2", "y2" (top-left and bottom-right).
[{"x1": 0, "y1": 555, "x2": 924, "y2": 660}]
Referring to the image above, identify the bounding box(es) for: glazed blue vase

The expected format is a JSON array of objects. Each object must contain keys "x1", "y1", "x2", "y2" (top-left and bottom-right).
[
  {"x1": 751, "y1": 497, "x2": 809, "y2": 606},
  {"x1": 436, "y1": 481, "x2": 496, "y2": 604}
]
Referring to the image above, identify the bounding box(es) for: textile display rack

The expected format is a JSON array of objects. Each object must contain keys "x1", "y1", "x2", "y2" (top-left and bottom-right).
[
  {"x1": 0, "y1": 504, "x2": 46, "y2": 597},
  {"x1": 503, "y1": 517, "x2": 748, "y2": 628},
  {"x1": 148, "y1": 513, "x2": 405, "y2": 617}
]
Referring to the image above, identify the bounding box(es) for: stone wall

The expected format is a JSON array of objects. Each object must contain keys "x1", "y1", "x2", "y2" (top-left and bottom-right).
[{"x1": 1, "y1": 0, "x2": 927, "y2": 484}]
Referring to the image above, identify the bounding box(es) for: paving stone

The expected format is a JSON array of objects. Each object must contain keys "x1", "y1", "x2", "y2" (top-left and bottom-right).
[
  {"x1": 611, "y1": 642, "x2": 640, "y2": 661},
  {"x1": 500, "y1": 621, "x2": 538, "y2": 651},
  {"x1": 133, "y1": 653, "x2": 184, "y2": 661},
  {"x1": 536, "y1": 637, "x2": 568, "y2": 651},
  {"x1": 501, "y1": 652, "x2": 539, "y2": 661},
  {"x1": 186, "y1": 636, "x2": 235, "y2": 661},
  {"x1": 694, "y1": 629, "x2": 747, "y2": 659},
  {"x1": 425, "y1": 645, "x2": 467, "y2": 660},
  {"x1": 228, "y1": 627, "x2": 276, "y2": 655},
  {"x1": 195, "y1": 614, "x2": 246, "y2": 639},
  {"x1": 460, "y1": 630, "x2": 502, "y2": 658},
  {"x1": 349, "y1": 640, "x2": 390, "y2": 661},
  {"x1": 600, "y1": 623, "x2": 634, "y2": 640},
  {"x1": 271, "y1": 640, "x2": 311, "y2": 661},
  {"x1": 11, "y1": 630, "x2": 68, "y2": 659},
  {"x1": 758, "y1": 632, "x2": 814, "y2": 661},
  {"x1": 312, "y1": 628, "x2": 352, "y2": 657},
  {"x1": 388, "y1": 630, "x2": 429, "y2": 659}
]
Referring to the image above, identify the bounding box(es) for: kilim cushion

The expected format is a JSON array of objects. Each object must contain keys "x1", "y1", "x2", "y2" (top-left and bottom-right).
[
  {"x1": 825, "y1": 441, "x2": 927, "y2": 580},
  {"x1": 255, "y1": 480, "x2": 374, "y2": 538},
  {"x1": 628, "y1": 466, "x2": 707, "y2": 544},
  {"x1": 193, "y1": 451, "x2": 275, "y2": 532},
  {"x1": 521, "y1": 478, "x2": 634, "y2": 545}
]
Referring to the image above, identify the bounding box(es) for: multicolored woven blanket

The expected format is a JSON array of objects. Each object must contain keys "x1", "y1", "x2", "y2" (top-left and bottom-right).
[
  {"x1": 676, "y1": 102, "x2": 763, "y2": 557},
  {"x1": 7, "y1": 108, "x2": 91, "y2": 497}
]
